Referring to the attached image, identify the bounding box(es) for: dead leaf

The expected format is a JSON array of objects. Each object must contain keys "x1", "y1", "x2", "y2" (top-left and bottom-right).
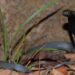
[
  {"x1": 50, "y1": 66, "x2": 68, "y2": 75},
  {"x1": 64, "y1": 53, "x2": 75, "y2": 61}
]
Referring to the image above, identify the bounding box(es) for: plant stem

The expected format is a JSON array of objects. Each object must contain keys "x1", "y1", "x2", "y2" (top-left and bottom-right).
[{"x1": 0, "y1": 9, "x2": 10, "y2": 61}]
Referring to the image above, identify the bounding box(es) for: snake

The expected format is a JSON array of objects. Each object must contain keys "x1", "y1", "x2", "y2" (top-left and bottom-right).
[
  {"x1": 27, "y1": 42, "x2": 75, "y2": 57},
  {"x1": 0, "y1": 61, "x2": 31, "y2": 73}
]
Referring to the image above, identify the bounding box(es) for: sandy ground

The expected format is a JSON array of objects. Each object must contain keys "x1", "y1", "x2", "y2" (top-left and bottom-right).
[{"x1": 0, "y1": 1, "x2": 75, "y2": 75}]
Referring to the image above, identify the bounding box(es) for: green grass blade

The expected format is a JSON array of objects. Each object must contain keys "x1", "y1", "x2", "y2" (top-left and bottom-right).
[
  {"x1": 0, "y1": 9, "x2": 10, "y2": 61},
  {"x1": 25, "y1": 45, "x2": 64, "y2": 67},
  {"x1": 11, "y1": 36, "x2": 25, "y2": 63},
  {"x1": 13, "y1": 49, "x2": 23, "y2": 64},
  {"x1": 27, "y1": 46, "x2": 63, "y2": 57},
  {"x1": 11, "y1": 0, "x2": 60, "y2": 48}
]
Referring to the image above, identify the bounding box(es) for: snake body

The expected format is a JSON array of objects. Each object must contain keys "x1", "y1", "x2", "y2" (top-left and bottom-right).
[
  {"x1": 27, "y1": 42, "x2": 75, "y2": 56},
  {"x1": 0, "y1": 61, "x2": 31, "y2": 73}
]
